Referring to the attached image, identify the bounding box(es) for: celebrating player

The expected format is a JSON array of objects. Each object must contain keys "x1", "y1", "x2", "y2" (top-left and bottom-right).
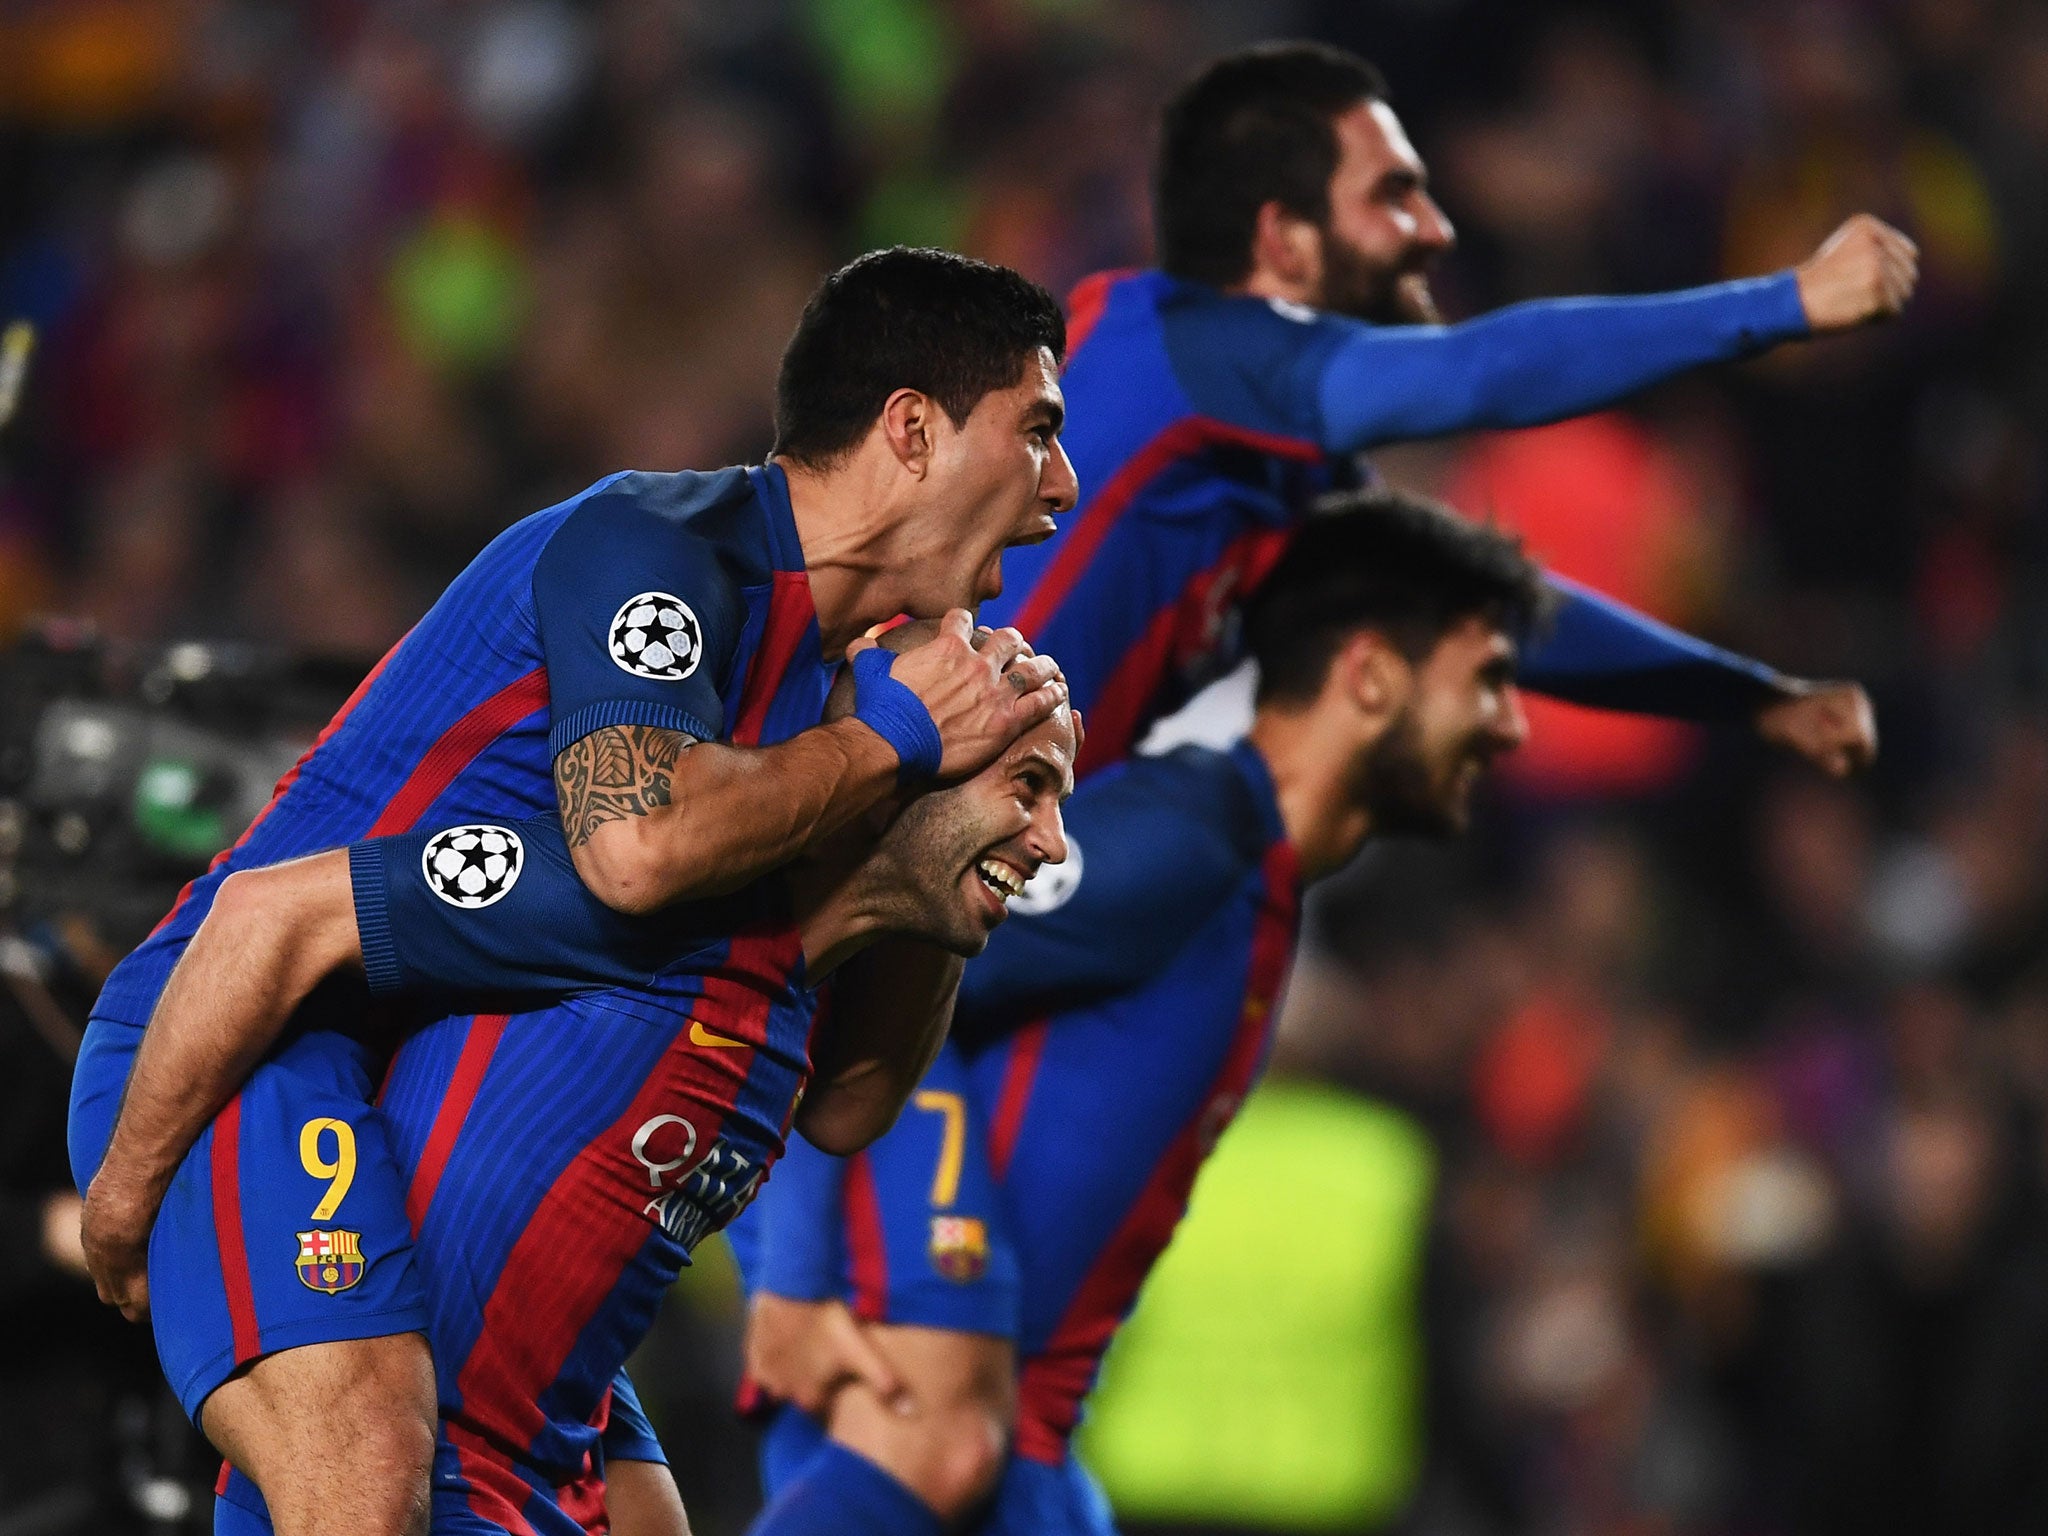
[
  {"x1": 68, "y1": 248, "x2": 1076, "y2": 1536},
  {"x1": 723, "y1": 37, "x2": 1906, "y2": 1534},
  {"x1": 991, "y1": 39, "x2": 1899, "y2": 773},
  {"x1": 740, "y1": 492, "x2": 1544, "y2": 1535},
  {"x1": 97, "y1": 622, "x2": 1079, "y2": 1535}
]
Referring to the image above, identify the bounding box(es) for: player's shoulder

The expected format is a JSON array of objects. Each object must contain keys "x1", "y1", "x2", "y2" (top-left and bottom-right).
[
  {"x1": 559, "y1": 465, "x2": 769, "y2": 549},
  {"x1": 1147, "y1": 277, "x2": 1360, "y2": 439},
  {"x1": 1071, "y1": 743, "x2": 1280, "y2": 881}
]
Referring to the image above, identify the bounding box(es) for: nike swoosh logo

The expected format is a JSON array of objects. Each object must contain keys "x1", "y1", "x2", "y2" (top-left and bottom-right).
[{"x1": 689, "y1": 1022, "x2": 748, "y2": 1050}]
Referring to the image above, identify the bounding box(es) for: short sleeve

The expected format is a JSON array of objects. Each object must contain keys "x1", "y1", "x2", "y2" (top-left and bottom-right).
[
  {"x1": 349, "y1": 816, "x2": 693, "y2": 1003},
  {"x1": 532, "y1": 488, "x2": 749, "y2": 756},
  {"x1": 601, "y1": 1370, "x2": 666, "y2": 1465}
]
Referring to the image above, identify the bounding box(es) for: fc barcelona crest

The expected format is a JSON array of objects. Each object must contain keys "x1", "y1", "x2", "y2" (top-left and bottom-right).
[
  {"x1": 928, "y1": 1216, "x2": 989, "y2": 1283},
  {"x1": 295, "y1": 1229, "x2": 366, "y2": 1294}
]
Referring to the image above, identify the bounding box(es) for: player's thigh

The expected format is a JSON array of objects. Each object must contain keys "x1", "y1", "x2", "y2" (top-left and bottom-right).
[
  {"x1": 148, "y1": 1031, "x2": 429, "y2": 1427},
  {"x1": 204, "y1": 1334, "x2": 434, "y2": 1524},
  {"x1": 847, "y1": 1041, "x2": 1022, "y2": 1342}
]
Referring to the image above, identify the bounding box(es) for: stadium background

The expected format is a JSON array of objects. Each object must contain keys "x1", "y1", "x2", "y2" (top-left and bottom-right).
[{"x1": 2, "y1": 0, "x2": 2046, "y2": 1532}]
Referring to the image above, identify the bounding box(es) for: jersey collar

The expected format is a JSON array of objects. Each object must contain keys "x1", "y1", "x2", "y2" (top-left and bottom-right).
[{"x1": 746, "y1": 461, "x2": 807, "y2": 575}]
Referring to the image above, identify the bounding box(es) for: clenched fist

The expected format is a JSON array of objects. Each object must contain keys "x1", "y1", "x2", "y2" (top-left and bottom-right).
[
  {"x1": 1755, "y1": 680, "x2": 1878, "y2": 778},
  {"x1": 1794, "y1": 214, "x2": 1919, "y2": 333}
]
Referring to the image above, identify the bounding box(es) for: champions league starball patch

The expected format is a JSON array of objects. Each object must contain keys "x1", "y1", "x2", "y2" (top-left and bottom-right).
[
  {"x1": 421, "y1": 824, "x2": 524, "y2": 909},
  {"x1": 608, "y1": 592, "x2": 704, "y2": 680},
  {"x1": 929, "y1": 1215, "x2": 991, "y2": 1283},
  {"x1": 295, "y1": 1229, "x2": 366, "y2": 1294},
  {"x1": 1009, "y1": 835, "x2": 1083, "y2": 915}
]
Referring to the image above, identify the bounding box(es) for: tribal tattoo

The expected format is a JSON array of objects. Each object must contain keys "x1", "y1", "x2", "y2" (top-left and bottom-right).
[{"x1": 554, "y1": 725, "x2": 691, "y2": 847}]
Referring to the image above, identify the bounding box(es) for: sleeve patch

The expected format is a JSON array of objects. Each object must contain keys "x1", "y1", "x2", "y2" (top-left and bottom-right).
[
  {"x1": 420, "y1": 824, "x2": 525, "y2": 909},
  {"x1": 607, "y1": 591, "x2": 706, "y2": 680}
]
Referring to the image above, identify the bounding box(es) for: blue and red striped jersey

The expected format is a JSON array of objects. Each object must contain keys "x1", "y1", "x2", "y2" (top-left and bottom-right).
[
  {"x1": 982, "y1": 268, "x2": 1807, "y2": 773},
  {"x1": 957, "y1": 739, "x2": 1300, "y2": 1461},
  {"x1": 93, "y1": 464, "x2": 834, "y2": 1028}
]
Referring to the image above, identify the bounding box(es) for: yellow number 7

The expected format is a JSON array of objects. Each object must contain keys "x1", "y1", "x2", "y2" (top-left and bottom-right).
[
  {"x1": 912, "y1": 1090, "x2": 966, "y2": 1209},
  {"x1": 299, "y1": 1118, "x2": 357, "y2": 1221}
]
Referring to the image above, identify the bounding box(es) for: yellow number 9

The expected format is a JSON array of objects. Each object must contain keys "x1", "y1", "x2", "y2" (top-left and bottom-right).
[{"x1": 299, "y1": 1118, "x2": 357, "y2": 1220}]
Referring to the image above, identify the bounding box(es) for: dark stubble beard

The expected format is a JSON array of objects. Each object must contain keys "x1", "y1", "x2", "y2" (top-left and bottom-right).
[
  {"x1": 1318, "y1": 225, "x2": 1441, "y2": 325},
  {"x1": 1359, "y1": 705, "x2": 1471, "y2": 838}
]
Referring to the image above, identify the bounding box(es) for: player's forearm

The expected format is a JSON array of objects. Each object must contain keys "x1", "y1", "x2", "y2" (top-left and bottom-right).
[
  {"x1": 797, "y1": 940, "x2": 963, "y2": 1156},
  {"x1": 1319, "y1": 273, "x2": 1808, "y2": 448},
  {"x1": 562, "y1": 720, "x2": 903, "y2": 913},
  {"x1": 92, "y1": 858, "x2": 360, "y2": 1206},
  {"x1": 1521, "y1": 575, "x2": 1789, "y2": 718}
]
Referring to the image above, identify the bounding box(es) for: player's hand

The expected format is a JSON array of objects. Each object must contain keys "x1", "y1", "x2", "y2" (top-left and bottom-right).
[
  {"x1": 80, "y1": 1173, "x2": 155, "y2": 1320},
  {"x1": 1794, "y1": 214, "x2": 1919, "y2": 332},
  {"x1": 1755, "y1": 680, "x2": 1877, "y2": 777},
  {"x1": 855, "y1": 610, "x2": 1067, "y2": 780},
  {"x1": 744, "y1": 1293, "x2": 914, "y2": 1419}
]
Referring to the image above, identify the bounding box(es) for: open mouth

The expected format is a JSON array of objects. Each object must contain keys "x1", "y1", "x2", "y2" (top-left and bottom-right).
[{"x1": 966, "y1": 855, "x2": 1029, "y2": 926}]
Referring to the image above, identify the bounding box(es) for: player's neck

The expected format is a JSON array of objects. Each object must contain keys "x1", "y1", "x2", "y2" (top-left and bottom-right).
[
  {"x1": 777, "y1": 452, "x2": 924, "y2": 659},
  {"x1": 1232, "y1": 269, "x2": 1319, "y2": 310},
  {"x1": 1247, "y1": 706, "x2": 1373, "y2": 881}
]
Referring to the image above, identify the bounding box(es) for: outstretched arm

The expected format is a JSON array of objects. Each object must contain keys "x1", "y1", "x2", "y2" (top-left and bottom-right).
[
  {"x1": 1524, "y1": 577, "x2": 1876, "y2": 775},
  {"x1": 1315, "y1": 215, "x2": 1917, "y2": 450}
]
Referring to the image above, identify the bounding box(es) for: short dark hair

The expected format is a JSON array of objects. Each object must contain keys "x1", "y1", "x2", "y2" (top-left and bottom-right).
[
  {"x1": 1245, "y1": 488, "x2": 1548, "y2": 704},
  {"x1": 1155, "y1": 42, "x2": 1389, "y2": 287},
  {"x1": 774, "y1": 248, "x2": 1066, "y2": 468}
]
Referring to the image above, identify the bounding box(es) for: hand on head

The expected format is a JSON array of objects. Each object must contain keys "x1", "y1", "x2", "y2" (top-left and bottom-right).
[{"x1": 848, "y1": 611, "x2": 1068, "y2": 781}]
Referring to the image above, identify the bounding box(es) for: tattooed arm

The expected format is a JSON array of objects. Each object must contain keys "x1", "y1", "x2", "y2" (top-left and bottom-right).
[
  {"x1": 552, "y1": 719, "x2": 903, "y2": 912},
  {"x1": 554, "y1": 613, "x2": 1071, "y2": 913}
]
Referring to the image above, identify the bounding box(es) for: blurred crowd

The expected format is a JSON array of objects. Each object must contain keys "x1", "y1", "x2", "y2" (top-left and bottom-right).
[{"x1": 3, "y1": 0, "x2": 2047, "y2": 1532}]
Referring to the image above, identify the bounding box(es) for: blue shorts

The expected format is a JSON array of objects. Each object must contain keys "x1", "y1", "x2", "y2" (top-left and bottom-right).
[
  {"x1": 759, "y1": 1404, "x2": 1115, "y2": 1536},
  {"x1": 729, "y1": 1041, "x2": 1021, "y2": 1338},
  {"x1": 69, "y1": 1015, "x2": 429, "y2": 1423}
]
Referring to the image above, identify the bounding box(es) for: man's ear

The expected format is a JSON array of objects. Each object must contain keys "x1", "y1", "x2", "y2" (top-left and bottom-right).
[
  {"x1": 1336, "y1": 629, "x2": 1413, "y2": 723},
  {"x1": 879, "y1": 387, "x2": 936, "y2": 478},
  {"x1": 1250, "y1": 200, "x2": 1322, "y2": 292}
]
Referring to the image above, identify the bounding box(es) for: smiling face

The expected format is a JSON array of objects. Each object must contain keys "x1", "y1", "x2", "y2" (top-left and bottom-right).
[
  {"x1": 1362, "y1": 615, "x2": 1527, "y2": 836},
  {"x1": 867, "y1": 704, "x2": 1077, "y2": 954},
  {"x1": 904, "y1": 346, "x2": 1077, "y2": 612},
  {"x1": 1312, "y1": 100, "x2": 1457, "y2": 323}
]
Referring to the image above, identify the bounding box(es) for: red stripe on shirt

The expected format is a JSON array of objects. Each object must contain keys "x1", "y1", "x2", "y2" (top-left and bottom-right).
[
  {"x1": 367, "y1": 668, "x2": 550, "y2": 836},
  {"x1": 986, "y1": 1019, "x2": 1049, "y2": 1180},
  {"x1": 1012, "y1": 843, "x2": 1302, "y2": 1462},
  {"x1": 732, "y1": 571, "x2": 818, "y2": 748},
  {"x1": 405, "y1": 1014, "x2": 510, "y2": 1230},
  {"x1": 1009, "y1": 417, "x2": 1321, "y2": 642},
  {"x1": 208, "y1": 1094, "x2": 262, "y2": 1364},
  {"x1": 1063, "y1": 269, "x2": 1137, "y2": 357},
  {"x1": 441, "y1": 926, "x2": 797, "y2": 1463},
  {"x1": 843, "y1": 1152, "x2": 889, "y2": 1322},
  {"x1": 1074, "y1": 524, "x2": 1295, "y2": 774},
  {"x1": 444, "y1": 1420, "x2": 543, "y2": 1536}
]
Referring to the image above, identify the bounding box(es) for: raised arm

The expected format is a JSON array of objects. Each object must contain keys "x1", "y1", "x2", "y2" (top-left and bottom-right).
[
  {"x1": 1523, "y1": 576, "x2": 1877, "y2": 775},
  {"x1": 1314, "y1": 215, "x2": 1917, "y2": 450}
]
